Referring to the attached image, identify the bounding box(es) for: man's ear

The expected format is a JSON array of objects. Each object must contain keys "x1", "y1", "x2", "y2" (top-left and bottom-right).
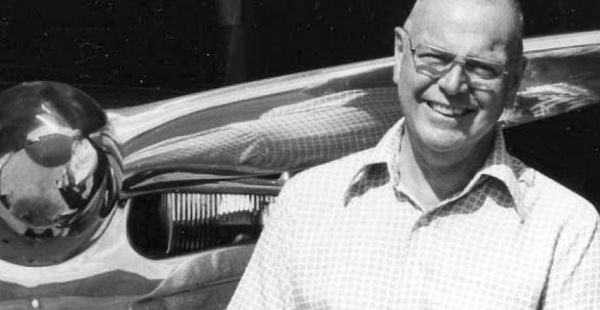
[
  {"x1": 511, "y1": 56, "x2": 528, "y2": 90},
  {"x1": 393, "y1": 27, "x2": 405, "y2": 84},
  {"x1": 505, "y1": 56, "x2": 528, "y2": 106}
]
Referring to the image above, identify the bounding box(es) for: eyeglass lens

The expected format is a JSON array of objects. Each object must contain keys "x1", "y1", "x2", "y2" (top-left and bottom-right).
[{"x1": 413, "y1": 44, "x2": 505, "y2": 90}]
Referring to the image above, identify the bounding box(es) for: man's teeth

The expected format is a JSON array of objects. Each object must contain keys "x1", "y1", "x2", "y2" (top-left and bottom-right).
[{"x1": 427, "y1": 101, "x2": 470, "y2": 116}]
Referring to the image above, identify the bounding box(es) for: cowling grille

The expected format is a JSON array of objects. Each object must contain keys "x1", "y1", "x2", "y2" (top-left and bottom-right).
[{"x1": 128, "y1": 192, "x2": 276, "y2": 258}]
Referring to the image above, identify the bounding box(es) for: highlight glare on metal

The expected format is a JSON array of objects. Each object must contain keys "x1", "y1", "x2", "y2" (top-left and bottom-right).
[{"x1": 0, "y1": 81, "x2": 123, "y2": 266}]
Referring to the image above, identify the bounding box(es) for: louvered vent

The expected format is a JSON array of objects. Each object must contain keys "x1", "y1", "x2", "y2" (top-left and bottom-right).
[{"x1": 128, "y1": 192, "x2": 277, "y2": 258}]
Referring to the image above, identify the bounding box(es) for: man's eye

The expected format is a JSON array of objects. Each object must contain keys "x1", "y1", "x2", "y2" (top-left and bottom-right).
[
  {"x1": 417, "y1": 53, "x2": 452, "y2": 66},
  {"x1": 467, "y1": 61, "x2": 501, "y2": 79}
]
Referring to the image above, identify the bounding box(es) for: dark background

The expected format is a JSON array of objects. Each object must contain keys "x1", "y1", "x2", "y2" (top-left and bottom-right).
[{"x1": 0, "y1": 0, "x2": 598, "y2": 106}]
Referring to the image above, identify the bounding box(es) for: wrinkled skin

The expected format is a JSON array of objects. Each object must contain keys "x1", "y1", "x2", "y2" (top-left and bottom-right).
[{"x1": 393, "y1": 0, "x2": 526, "y2": 163}]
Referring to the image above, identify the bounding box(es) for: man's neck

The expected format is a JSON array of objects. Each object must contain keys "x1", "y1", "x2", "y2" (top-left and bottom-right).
[{"x1": 398, "y1": 131, "x2": 495, "y2": 212}]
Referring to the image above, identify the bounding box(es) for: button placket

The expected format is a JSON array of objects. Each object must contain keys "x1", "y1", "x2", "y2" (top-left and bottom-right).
[{"x1": 402, "y1": 212, "x2": 438, "y2": 302}]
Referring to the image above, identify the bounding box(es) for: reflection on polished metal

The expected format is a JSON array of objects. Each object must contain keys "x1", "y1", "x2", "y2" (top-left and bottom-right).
[{"x1": 0, "y1": 81, "x2": 123, "y2": 266}]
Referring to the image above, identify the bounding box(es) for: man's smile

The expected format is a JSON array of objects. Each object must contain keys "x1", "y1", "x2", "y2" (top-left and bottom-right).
[{"x1": 425, "y1": 100, "x2": 474, "y2": 117}]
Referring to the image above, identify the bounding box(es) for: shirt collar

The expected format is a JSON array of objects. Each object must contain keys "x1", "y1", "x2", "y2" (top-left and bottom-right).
[
  {"x1": 344, "y1": 118, "x2": 534, "y2": 221},
  {"x1": 465, "y1": 127, "x2": 534, "y2": 221}
]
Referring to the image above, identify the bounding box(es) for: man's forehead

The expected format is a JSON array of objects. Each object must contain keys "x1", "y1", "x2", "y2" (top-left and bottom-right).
[
  {"x1": 406, "y1": 0, "x2": 520, "y2": 53},
  {"x1": 412, "y1": 0, "x2": 518, "y2": 12},
  {"x1": 407, "y1": 0, "x2": 519, "y2": 32},
  {"x1": 422, "y1": 32, "x2": 512, "y2": 63}
]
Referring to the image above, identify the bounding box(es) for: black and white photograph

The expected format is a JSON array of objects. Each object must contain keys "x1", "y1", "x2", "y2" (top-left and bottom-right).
[{"x1": 0, "y1": 0, "x2": 599, "y2": 309}]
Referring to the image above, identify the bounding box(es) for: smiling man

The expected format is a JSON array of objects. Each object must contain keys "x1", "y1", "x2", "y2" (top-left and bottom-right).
[{"x1": 228, "y1": 0, "x2": 600, "y2": 309}]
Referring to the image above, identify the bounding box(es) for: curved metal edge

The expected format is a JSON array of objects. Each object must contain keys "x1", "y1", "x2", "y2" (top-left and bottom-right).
[
  {"x1": 112, "y1": 30, "x2": 600, "y2": 193},
  {"x1": 108, "y1": 30, "x2": 600, "y2": 144},
  {"x1": 0, "y1": 200, "x2": 254, "y2": 307},
  {"x1": 524, "y1": 30, "x2": 600, "y2": 52}
]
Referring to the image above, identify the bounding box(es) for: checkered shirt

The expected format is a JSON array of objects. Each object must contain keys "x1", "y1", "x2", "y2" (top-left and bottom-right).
[{"x1": 228, "y1": 119, "x2": 600, "y2": 310}]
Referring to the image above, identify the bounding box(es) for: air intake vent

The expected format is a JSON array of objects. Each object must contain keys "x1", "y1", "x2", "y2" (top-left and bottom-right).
[{"x1": 128, "y1": 192, "x2": 276, "y2": 258}]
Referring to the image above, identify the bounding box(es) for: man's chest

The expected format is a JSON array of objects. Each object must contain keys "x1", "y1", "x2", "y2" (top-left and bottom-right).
[{"x1": 290, "y1": 187, "x2": 553, "y2": 309}]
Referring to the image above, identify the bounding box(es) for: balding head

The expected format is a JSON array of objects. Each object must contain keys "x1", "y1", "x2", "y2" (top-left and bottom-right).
[
  {"x1": 392, "y1": 0, "x2": 528, "y2": 158},
  {"x1": 404, "y1": 0, "x2": 524, "y2": 60}
]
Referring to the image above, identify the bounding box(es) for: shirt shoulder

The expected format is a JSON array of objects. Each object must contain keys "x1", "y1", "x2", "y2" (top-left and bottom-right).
[
  {"x1": 522, "y1": 165, "x2": 599, "y2": 228},
  {"x1": 277, "y1": 148, "x2": 373, "y2": 209}
]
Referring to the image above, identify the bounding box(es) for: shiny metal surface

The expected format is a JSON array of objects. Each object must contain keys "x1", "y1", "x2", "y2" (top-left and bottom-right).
[
  {"x1": 0, "y1": 203, "x2": 253, "y2": 309},
  {"x1": 110, "y1": 31, "x2": 600, "y2": 194},
  {"x1": 0, "y1": 81, "x2": 123, "y2": 266},
  {"x1": 110, "y1": 31, "x2": 600, "y2": 146}
]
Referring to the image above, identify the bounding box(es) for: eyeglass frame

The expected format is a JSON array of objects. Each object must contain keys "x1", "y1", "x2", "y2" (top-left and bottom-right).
[{"x1": 399, "y1": 27, "x2": 518, "y2": 91}]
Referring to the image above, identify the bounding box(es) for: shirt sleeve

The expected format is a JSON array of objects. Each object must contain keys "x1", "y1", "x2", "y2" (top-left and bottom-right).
[
  {"x1": 543, "y1": 206, "x2": 600, "y2": 309},
  {"x1": 227, "y1": 181, "x2": 296, "y2": 310}
]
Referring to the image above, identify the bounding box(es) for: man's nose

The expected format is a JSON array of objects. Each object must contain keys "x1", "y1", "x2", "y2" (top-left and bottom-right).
[{"x1": 437, "y1": 64, "x2": 469, "y2": 95}]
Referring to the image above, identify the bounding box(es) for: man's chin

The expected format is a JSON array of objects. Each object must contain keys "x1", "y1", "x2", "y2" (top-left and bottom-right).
[
  {"x1": 416, "y1": 127, "x2": 496, "y2": 159},
  {"x1": 418, "y1": 132, "x2": 473, "y2": 154}
]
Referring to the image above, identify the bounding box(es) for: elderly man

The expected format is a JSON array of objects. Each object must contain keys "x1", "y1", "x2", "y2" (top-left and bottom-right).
[{"x1": 228, "y1": 0, "x2": 600, "y2": 308}]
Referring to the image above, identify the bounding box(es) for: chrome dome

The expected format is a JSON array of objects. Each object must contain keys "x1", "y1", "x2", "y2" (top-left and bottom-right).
[{"x1": 0, "y1": 81, "x2": 122, "y2": 266}]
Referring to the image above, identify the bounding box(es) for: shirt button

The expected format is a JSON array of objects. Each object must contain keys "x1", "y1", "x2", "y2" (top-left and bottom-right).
[
  {"x1": 394, "y1": 190, "x2": 408, "y2": 202},
  {"x1": 415, "y1": 217, "x2": 430, "y2": 227}
]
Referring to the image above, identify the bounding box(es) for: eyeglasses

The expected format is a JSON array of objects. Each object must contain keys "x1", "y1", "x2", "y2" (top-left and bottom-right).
[{"x1": 403, "y1": 29, "x2": 510, "y2": 91}]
